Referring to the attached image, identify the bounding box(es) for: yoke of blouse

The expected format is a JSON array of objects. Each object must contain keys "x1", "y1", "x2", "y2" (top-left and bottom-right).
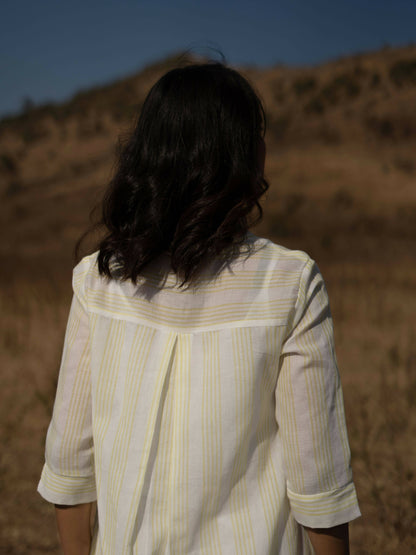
[{"x1": 38, "y1": 232, "x2": 360, "y2": 554}]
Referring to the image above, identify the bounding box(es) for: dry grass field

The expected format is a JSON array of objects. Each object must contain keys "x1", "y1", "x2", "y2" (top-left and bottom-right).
[{"x1": 1, "y1": 46, "x2": 416, "y2": 553}]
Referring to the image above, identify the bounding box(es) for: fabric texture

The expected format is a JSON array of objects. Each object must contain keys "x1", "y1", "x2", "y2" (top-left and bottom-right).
[{"x1": 38, "y1": 232, "x2": 360, "y2": 554}]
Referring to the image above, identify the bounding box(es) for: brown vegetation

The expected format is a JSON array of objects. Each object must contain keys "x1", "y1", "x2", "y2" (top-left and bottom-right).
[{"x1": 1, "y1": 45, "x2": 416, "y2": 553}]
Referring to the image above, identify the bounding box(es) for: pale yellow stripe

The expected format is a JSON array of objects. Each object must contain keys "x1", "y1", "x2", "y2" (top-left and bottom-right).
[
  {"x1": 312, "y1": 319, "x2": 339, "y2": 490},
  {"x1": 172, "y1": 334, "x2": 192, "y2": 552},
  {"x1": 62, "y1": 313, "x2": 94, "y2": 474},
  {"x1": 299, "y1": 335, "x2": 327, "y2": 492},
  {"x1": 229, "y1": 328, "x2": 257, "y2": 555},
  {"x1": 214, "y1": 331, "x2": 223, "y2": 552},
  {"x1": 49, "y1": 299, "x2": 82, "y2": 452},
  {"x1": 230, "y1": 330, "x2": 244, "y2": 553},
  {"x1": 132, "y1": 271, "x2": 301, "y2": 293},
  {"x1": 318, "y1": 288, "x2": 351, "y2": 479},
  {"x1": 123, "y1": 332, "x2": 177, "y2": 547},
  {"x1": 320, "y1": 313, "x2": 351, "y2": 471},
  {"x1": 150, "y1": 341, "x2": 175, "y2": 551},
  {"x1": 299, "y1": 301, "x2": 338, "y2": 491},
  {"x1": 59, "y1": 309, "x2": 91, "y2": 474},
  {"x1": 185, "y1": 334, "x2": 192, "y2": 551},
  {"x1": 266, "y1": 328, "x2": 287, "y2": 519},
  {"x1": 241, "y1": 328, "x2": 258, "y2": 554},
  {"x1": 201, "y1": 332, "x2": 220, "y2": 553},
  {"x1": 291, "y1": 498, "x2": 358, "y2": 516},
  {"x1": 110, "y1": 327, "x2": 155, "y2": 502},
  {"x1": 89, "y1": 305, "x2": 289, "y2": 334},
  {"x1": 256, "y1": 327, "x2": 282, "y2": 546},
  {"x1": 94, "y1": 319, "x2": 125, "y2": 494},
  {"x1": 126, "y1": 247, "x2": 308, "y2": 288},
  {"x1": 74, "y1": 314, "x2": 98, "y2": 472},
  {"x1": 200, "y1": 333, "x2": 208, "y2": 550},
  {"x1": 41, "y1": 464, "x2": 95, "y2": 495},
  {"x1": 209, "y1": 331, "x2": 222, "y2": 553},
  {"x1": 234, "y1": 328, "x2": 247, "y2": 552},
  {"x1": 286, "y1": 513, "x2": 298, "y2": 553},
  {"x1": 105, "y1": 326, "x2": 156, "y2": 549},
  {"x1": 88, "y1": 291, "x2": 295, "y2": 326},
  {"x1": 49, "y1": 325, "x2": 79, "y2": 464},
  {"x1": 278, "y1": 352, "x2": 305, "y2": 492},
  {"x1": 296, "y1": 293, "x2": 331, "y2": 490}
]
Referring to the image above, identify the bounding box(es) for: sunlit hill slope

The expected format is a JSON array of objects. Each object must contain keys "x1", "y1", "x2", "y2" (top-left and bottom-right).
[{"x1": 1, "y1": 45, "x2": 416, "y2": 280}]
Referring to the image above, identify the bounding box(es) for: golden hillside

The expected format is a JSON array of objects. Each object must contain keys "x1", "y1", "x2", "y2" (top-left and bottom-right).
[
  {"x1": 0, "y1": 46, "x2": 415, "y2": 553},
  {"x1": 1, "y1": 45, "x2": 416, "y2": 280}
]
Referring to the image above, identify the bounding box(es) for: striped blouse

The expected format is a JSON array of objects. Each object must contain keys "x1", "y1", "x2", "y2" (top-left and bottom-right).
[{"x1": 38, "y1": 232, "x2": 360, "y2": 554}]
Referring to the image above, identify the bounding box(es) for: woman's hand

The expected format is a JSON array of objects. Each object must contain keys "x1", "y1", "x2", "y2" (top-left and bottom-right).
[{"x1": 55, "y1": 502, "x2": 93, "y2": 555}]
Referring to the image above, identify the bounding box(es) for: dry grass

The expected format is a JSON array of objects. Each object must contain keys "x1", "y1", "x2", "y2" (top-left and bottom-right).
[
  {"x1": 1, "y1": 236, "x2": 415, "y2": 554},
  {"x1": 326, "y1": 263, "x2": 416, "y2": 553},
  {"x1": 1, "y1": 46, "x2": 416, "y2": 553},
  {"x1": 0, "y1": 280, "x2": 68, "y2": 553}
]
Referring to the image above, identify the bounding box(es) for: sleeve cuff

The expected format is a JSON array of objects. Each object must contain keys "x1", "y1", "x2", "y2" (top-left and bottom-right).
[
  {"x1": 37, "y1": 462, "x2": 97, "y2": 505},
  {"x1": 287, "y1": 481, "x2": 361, "y2": 528}
]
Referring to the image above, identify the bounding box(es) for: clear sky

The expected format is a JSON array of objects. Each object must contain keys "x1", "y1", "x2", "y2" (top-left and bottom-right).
[{"x1": 1, "y1": 0, "x2": 415, "y2": 118}]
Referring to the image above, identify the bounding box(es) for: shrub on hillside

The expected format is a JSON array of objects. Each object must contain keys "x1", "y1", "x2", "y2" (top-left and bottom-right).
[
  {"x1": 321, "y1": 72, "x2": 361, "y2": 104},
  {"x1": 292, "y1": 76, "x2": 317, "y2": 96},
  {"x1": 365, "y1": 112, "x2": 416, "y2": 140},
  {"x1": 303, "y1": 72, "x2": 361, "y2": 114},
  {"x1": 0, "y1": 153, "x2": 18, "y2": 174},
  {"x1": 389, "y1": 58, "x2": 416, "y2": 86},
  {"x1": 365, "y1": 115, "x2": 395, "y2": 139},
  {"x1": 370, "y1": 72, "x2": 381, "y2": 88},
  {"x1": 304, "y1": 96, "x2": 325, "y2": 114}
]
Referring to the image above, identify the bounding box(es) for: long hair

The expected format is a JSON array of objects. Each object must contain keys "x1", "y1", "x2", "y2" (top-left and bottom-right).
[{"x1": 81, "y1": 62, "x2": 268, "y2": 286}]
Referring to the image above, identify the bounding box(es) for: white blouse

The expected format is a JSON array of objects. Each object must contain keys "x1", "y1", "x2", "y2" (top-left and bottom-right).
[{"x1": 38, "y1": 232, "x2": 360, "y2": 554}]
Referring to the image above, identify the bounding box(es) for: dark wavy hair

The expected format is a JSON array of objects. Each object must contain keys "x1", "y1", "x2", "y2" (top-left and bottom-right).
[{"x1": 80, "y1": 62, "x2": 268, "y2": 286}]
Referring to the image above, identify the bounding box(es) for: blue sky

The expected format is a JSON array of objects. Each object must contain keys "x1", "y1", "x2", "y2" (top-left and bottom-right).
[{"x1": 1, "y1": 0, "x2": 415, "y2": 118}]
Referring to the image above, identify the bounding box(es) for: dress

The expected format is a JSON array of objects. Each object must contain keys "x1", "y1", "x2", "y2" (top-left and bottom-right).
[{"x1": 38, "y1": 232, "x2": 360, "y2": 554}]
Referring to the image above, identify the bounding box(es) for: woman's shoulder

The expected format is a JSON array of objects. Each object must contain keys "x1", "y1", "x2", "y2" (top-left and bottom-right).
[
  {"x1": 73, "y1": 250, "x2": 100, "y2": 277},
  {"x1": 242, "y1": 231, "x2": 313, "y2": 272},
  {"x1": 72, "y1": 251, "x2": 100, "y2": 297},
  {"x1": 70, "y1": 239, "x2": 316, "y2": 297}
]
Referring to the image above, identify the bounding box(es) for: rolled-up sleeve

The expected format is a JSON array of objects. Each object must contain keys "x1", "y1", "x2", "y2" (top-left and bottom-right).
[
  {"x1": 275, "y1": 257, "x2": 360, "y2": 528},
  {"x1": 38, "y1": 261, "x2": 96, "y2": 505}
]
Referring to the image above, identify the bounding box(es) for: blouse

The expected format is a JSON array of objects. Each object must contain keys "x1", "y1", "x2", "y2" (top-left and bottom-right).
[{"x1": 38, "y1": 232, "x2": 360, "y2": 554}]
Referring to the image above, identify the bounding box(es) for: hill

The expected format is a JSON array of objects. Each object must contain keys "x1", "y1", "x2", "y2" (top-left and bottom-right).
[{"x1": 1, "y1": 45, "x2": 416, "y2": 280}]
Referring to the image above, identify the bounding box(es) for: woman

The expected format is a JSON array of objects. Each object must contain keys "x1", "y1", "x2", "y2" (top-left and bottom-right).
[{"x1": 38, "y1": 62, "x2": 360, "y2": 554}]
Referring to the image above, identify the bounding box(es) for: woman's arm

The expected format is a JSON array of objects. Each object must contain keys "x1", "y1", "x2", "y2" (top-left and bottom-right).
[
  {"x1": 275, "y1": 259, "x2": 360, "y2": 535},
  {"x1": 55, "y1": 502, "x2": 93, "y2": 555},
  {"x1": 305, "y1": 523, "x2": 349, "y2": 555}
]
